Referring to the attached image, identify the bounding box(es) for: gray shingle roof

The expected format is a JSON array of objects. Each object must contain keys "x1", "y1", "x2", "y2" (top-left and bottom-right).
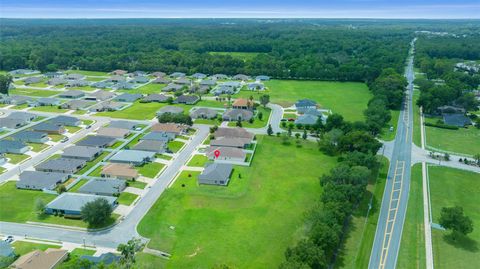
[
  {"x1": 140, "y1": 131, "x2": 174, "y2": 141},
  {"x1": 110, "y1": 150, "x2": 155, "y2": 164},
  {"x1": 198, "y1": 163, "x2": 233, "y2": 184},
  {"x1": 78, "y1": 179, "x2": 126, "y2": 196},
  {"x1": 109, "y1": 121, "x2": 138, "y2": 130},
  {"x1": 49, "y1": 116, "x2": 81, "y2": 126},
  {"x1": 62, "y1": 146, "x2": 102, "y2": 159},
  {"x1": 46, "y1": 193, "x2": 117, "y2": 212},
  {"x1": 16, "y1": 171, "x2": 69, "y2": 190},
  {"x1": 132, "y1": 140, "x2": 167, "y2": 153},
  {"x1": 156, "y1": 106, "x2": 184, "y2": 115},
  {"x1": 443, "y1": 113, "x2": 472, "y2": 127},
  {"x1": 36, "y1": 158, "x2": 86, "y2": 173},
  {"x1": 76, "y1": 136, "x2": 116, "y2": 147}
]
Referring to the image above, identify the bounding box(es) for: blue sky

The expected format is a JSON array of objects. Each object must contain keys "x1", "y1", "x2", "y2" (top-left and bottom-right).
[{"x1": 1, "y1": 0, "x2": 479, "y2": 19}]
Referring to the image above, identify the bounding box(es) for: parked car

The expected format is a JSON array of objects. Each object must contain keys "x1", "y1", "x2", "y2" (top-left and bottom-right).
[
  {"x1": 61, "y1": 137, "x2": 69, "y2": 143},
  {"x1": 86, "y1": 125, "x2": 92, "y2": 129}
]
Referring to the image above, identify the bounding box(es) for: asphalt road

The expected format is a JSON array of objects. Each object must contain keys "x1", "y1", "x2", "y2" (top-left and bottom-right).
[
  {"x1": 0, "y1": 124, "x2": 209, "y2": 250},
  {"x1": 368, "y1": 38, "x2": 416, "y2": 269}
]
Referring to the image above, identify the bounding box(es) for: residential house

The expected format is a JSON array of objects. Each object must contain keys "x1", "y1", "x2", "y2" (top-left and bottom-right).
[
  {"x1": 130, "y1": 76, "x2": 149, "y2": 84},
  {"x1": 206, "y1": 146, "x2": 246, "y2": 163},
  {"x1": 199, "y1": 79, "x2": 216, "y2": 86},
  {"x1": 109, "y1": 120, "x2": 138, "y2": 130},
  {"x1": 3, "y1": 95, "x2": 35, "y2": 106},
  {"x1": 151, "y1": 123, "x2": 188, "y2": 135},
  {"x1": 210, "y1": 74, "x2": 229, "y2": 80},
  {"x1": 97, "y1": 127, "x2": 130, "y2": 138},
  {"x1": 45, "y1": 192, "x2": 117, "y2": 216},
  {"x1": 47, "y1": 77, "x2": 67, "y2": 86},
  {"x1": 78, "y1": 178, "x2": 126, "y2": 196},
  {"x1": 113, "y1": 81, "x2": 135, "y2": 90},
  {"x1": 175, "y1": 78, "x2": 192, "y2": 85},
  {"x1": 59, "y1": 90, "x2": 85, "y2": 99},
  {"x1": 189, "y1": 72, "x2": 205, "y2": 79},
  {"x1": 62, "y1": 146, "x2": 102, "y2": 161},
  {"x1": 156, "y1": 106, "x2": 184, "y2": 116},
  {"x1": 16, "y1": 171, "x2": 70, "y2": 191},
  {"x1": 140, "y1": 131, "x2": 175, "y2": 142},
  {"x1": 141, "y1": 94, "x2": 169, "y2": 103},
  {"x1": 49, "y1": 115, "x2": 81, "y2": 126},
  {"x1": 66, "y1": 73, "x2": 85, "y2": 80},
  {"x1": 44, "y1": 72, "x2": 63, "y2": 78},
  {"x1": 108, "y1": 75, "x2": 126, "y2": 83},
  {"x1": 232, "y1": 74, "x2": 250, "y2": 81},
  {"x1": 111, "y1": 69, "x2": 128, "y2": 76},
  {"x1": 152, "y1": 77, "x2": 171, "y2": 84},
  {"x1": 88, "y1": 101, "x2": 123, "y2": 112},
  {"x1": 109, "y1": 150, "x2": 155, "y2": 166},
  {"x1": 0, "y1": 118, "x2": 28, "y2": 129},
  {"x1": 101, "y1": 163, "x2": 139, "y2": 180},
  {"x1": 232, "y1": 98, "x2": 254, "y2": 110},
  {"x1": 11, "y1": 130, "x2": 49, "y2": 143},
  {"x1": 256, "y1": 75, "x2": 270, "y2": 81},
  {"x1": 31, "y1": 122, "x2": 65, "y2": 134},
  {"x1": 170, "y1": 72, "x2": 186, "y2": 78},
  {"x1": 36, "y1": 158, "x2": 86, "y2": 174},
  {"x1": 443, "y1": 113, "x2": 472, "y2": 127},
  {"x1": 85, "y1": 90, "x2": 116, "y2": 101},
  {"x1": 190, "y1": 107, "x2": 218, "y2": 119},
  {"x1": 214, "y1": 127, "x2": 255, "y2": 140},
  {"x1": 60, "y1": 100, "x2": 91, "y2": 110},
  {"x1": 132, "y1": 140, "x2": 167, "y2": 153},
  {"x1": 24, "y1": 76, "x2": 42, "y2": 85},
  {"x1": 91, "y1": 81, "x2": 109, "y2": 89},
  {"x1": 0, "y1": 140, "x2": 29, "y2": 154},
  {"x1": 65, "y1": 80, "x2": 89, "y2": 88},
  {"x1": 295, "y1": 99, "x2": 317, "y2": 113},
  {"x1": 173, "y1": 95, "x2": 199, "y2": 105},
  {"x1": 151, "y1": 71, "x2": 166, "y2": 78},
  {"x1": 162, "y1": 83, "x2": 184, "y2": 92},
  {"x1": 211, "y1": 85, "x2": 235, "y2": 96},
  {"x1": 36, "y1": 97, "x2": 61, "y2": 106},
  {"x1": 295, "y1": 114, "x2": 320, "y2": 126},
  {"x1": 222, "y1": 109, "x2": 253, "y2": 121},
  {"x1": 198, "y1": 163, "x2": 233, "y2": 186},
  {"x1": 10, "y1": 249, "x2": 68, "y2": 269},
  {"x1": 132, "y1": 71, "x2": 147, "y2": 77},
  {"x1": 210, "y1": 137, "x2": 252, "y2": 149},
  {"x1": 8, "y1": 69, "x2": 39, "y2": 76},
  {"x1": 114, "y1": 93, "x2": 142, "y2": 102},
  {"x1": 76, "y1": 136, "x2": 117, "y2": 148},
  {"x1": 247, "y1": 82, "x2": 264, "y2": 91}
]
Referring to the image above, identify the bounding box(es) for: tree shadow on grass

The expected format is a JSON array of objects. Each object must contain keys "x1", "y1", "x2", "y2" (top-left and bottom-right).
[{"x1": 443, "y1": 233, "x2": 479, "y2": 253}]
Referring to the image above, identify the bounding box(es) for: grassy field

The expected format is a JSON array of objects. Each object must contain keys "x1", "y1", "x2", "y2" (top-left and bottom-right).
[
  {"x1": 186, "y1": 155, "x2": 208, "y2": 167},
  {"x1": 335, "y1": 157, "x2": 389, "y2": 269},
  {"x1": 5, "y1": 153, "x2": 30, "y2": 164},
  {"x1": 167, "y1": 140, "x2": 185, "y2": 153},
  {"x1": 428, "y1": 166, "x2": 480, "y2": 269},
  {"x1": 137, "y1": 162, "x2": 165, "y2": 178},
  {"x1": 137, "y1": 135, "x2": 337, "y2": 268},
  {"x1": 121, "y1": 83, "x2": 165, "y2": 95},
  {"x1": 208, "y1": 51, "x2": 262, "y2": 61},
  {"x1": 379, "y1": 110, "x2": 400, "y2": 141},
  {"x1": 11, "y1": 241, "x2": 61, "y2": 255},
  {"x1": 128, "y1": 180, "x2": 147, "y2": 189},
  {"x1": 70, "y1": 248, "x2": 96, "y2": 257},
  {"x1": 397, "y1": 164, "x2": 426, "y2": 269},
  {"x1": 96, "y1": 100, "x2": 229, "y2": 120},
  {"x1": 118, "y1": 192, "x2": 138, "y2": 206},
  {"x1": 237, "y1": 80, "x2": 372, "y2": 122},
  {"x1": 425, "y1": 122, "x2": 480, "y2": 156},
  {"x1": 412, "y1": 91, "x2": 422, "y2": 147},
  {"x1": 10, "y1": 88, "x2": 58, "y2": 97},
  {"x1": 65, "y1": 70, "x2": 109, "y2": 76},
  {"x1": 31, "y1": 106, "x2": 69, "y2": 113},
  {"x1": 134, "y1": 252, "x2": 167, "y2": 268}
]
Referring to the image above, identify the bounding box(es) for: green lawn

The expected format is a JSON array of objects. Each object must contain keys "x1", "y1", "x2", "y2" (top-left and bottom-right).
[
  {"x1": 117, "y1": 192, "x2": 139, "y2": 206},
  {"x1": 134, "y1": 252, "x2": 167, "y2": 269},
  {"x1": 397, "y1": 164, "x2": 426, "y2": 269},
  {"x1": 428, "y1": 166, "x2": 480, "y2": 269},
  {"x1": 48, "y1": 134, "x2": 65, "y2": 142},
  {"x1": 0, "y1": 167, "x2": 5, "y2": 174},
  {"x1": 412, "y1": 91, "x2": 422, "y2": 147},
  {"x1": 122, "y1": 83, "x2": 164, "y2": 95},
  {"x1": 31, "y1": 106, "x2": 69, "y2": 113},
  {"x1": 128, "y1": 180, "x2": 147, "y2": 189},
  {"x1": 108, "y1": 141, "x2": 124, "y2": 149},
  {"x1": 379, "y1": 110, "x2": 400, "y2": 141},
  {"x1": 194, "y1": 118, "x2": 222, "y2": 125},
  {"x1": 70, "y1": 248, "x2": 96, "y2": 257},
  {"x1": 335, "y1": 157, "x2": 389, "y2": 269},
  {"x1": 227, "y1": 107, "x2": 272, "y2": 128},
  {"x1": 11, "y1": 241, "x2": 61, "y2": 255},
  {"x1": 425, "y1": 123, "x2": 480, "y2": 156},
  {"x1": 88, "y1": 166, "x2": 103, "y2": 177},
  {"x1": 5, "y1": 153, "x2": 30, "y2": 164},
  {"x1": 76, "y1": 152, "x2": 110, "y2": 175},
  {"x1": 13, "y1": 103, "x2": 29, "y2": 110},
  {"x1": 96, "y1": 100, "x2": 226, "y2": 120},
  {"x1": 167, "y1": 140, "x2": 185, "y2": 153},
  {"x1": 70, "y1": 86, "x2": 97, "y2": 92},
  {"x1": 85, "y1": 76, "x2": 107, "y2": 82},
  {"x1": 65, "y1": 70, "x2": 109, "y2": 76},
  {"x1": 69, "y1": 179, "x2": 89, "y2": 192},
  {"x1": 237, "y1": 80, "x2": 372, "y2": 122},
  {"x1": 66, "y1": 126, "x2": 81, "y2": 133},
  {"x1": 186, "y1": 155, "x2": 208, "y2": 167},
  {"x1": 27, "y1": 82, "x2": 49, "y2": 88},
  {"x1": 156, "y1": 154, "x2": 172, "y2": 161},
  {"x1": 209, "y1": 51, "x2": 262, "y2": 61},
  {"x1": 72, "y1": 110, "x2": 87, "y2": 115},
  {"x1": 137, "y1": 162, "x2": 165, "y2": 178},
  {"x1": 137, "y1": 135, "x2": 337, "y2": 268},
  {"x1": 26, "y1": 143, "x2": 49, "y2": 152},
  {"x1": 10, "y1": 88, "x2": 58, "y2": 97}
]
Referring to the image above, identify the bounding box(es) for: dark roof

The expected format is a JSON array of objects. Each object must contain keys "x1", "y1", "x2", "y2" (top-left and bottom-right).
[
  {"x1": 295, "y1": 99, "x2": 317, "y2": 108},
  {"x1": 32, "y1": 122, "x2": 63, "y2": 132},
  {"x1": 62, "y1": 146, "x2": 102, "y2": 159},
  {"x1": 114, "y1": 93, "x2": 142, "y2": 102},
  {"x1": 443, "y1": 113, "x2": 472, "y2": 127},
  {"x1": 78, "y1": 178, "x2": 126, "y2": 196},
  {"x1": 36, "y1": 158, "x2": 86, "y2": 172},
  {"x1": 0, "y1": 140, "x2": 28, "y2": 152},
  {"x1": 132, "y1": 140, "x2": 167, "y2": 152},
  {"x1": 173, "y1": 95, "x2": 199, "y2": 104},
  {"x1": 198, "y1": 163, "x2": 233, "y2": 182},
  {"x1": 17, "y1": 171, "x2": 69, "y2": 190},
  {"x1": 109, "y1": 120, "x2": 138, "y2": 130},
  {"x1": 76, "y1": 136, "x2": 117, "y2": 147},
  {"x1": 11, "y1": 130, "x2": 47, "y2": 141},
  {"x1": 141, "y1": 131, "x2": 174, "y2": 141},
  {"x1": 46, "y1": 193, "x2": 117, "y2": 212},
  {"x1": 49, "y1": 116, "x2": 81, "y2": 126}
]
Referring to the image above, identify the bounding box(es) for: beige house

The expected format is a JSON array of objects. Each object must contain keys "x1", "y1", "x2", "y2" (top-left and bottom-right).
[
  {"x1": 96, "y1": 127, "x2": 130, "y2": 138},
  {"x1": 10, "y1": 248, "x2": 68, "y2": 269},
  {"x1": 101, "y1": 163, "x2": 139, "y2": 180}
]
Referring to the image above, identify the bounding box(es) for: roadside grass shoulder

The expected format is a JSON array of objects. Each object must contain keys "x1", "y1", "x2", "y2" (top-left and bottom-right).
[
  {"x1": 167, "y1": 140, "x2": 184, "y2": 153},
  {"x1": 117, "y1": 192, "x2": 138, "y2": 206},
  {"x1": 11, "y1": 241, "x2": 61, "y2": 255},
  {"x1": 137, "y1": 162, "x2": 165, "y2": 178},
  {"x1": 186, "y1": 155, "x2": 208, "y2": 167}
]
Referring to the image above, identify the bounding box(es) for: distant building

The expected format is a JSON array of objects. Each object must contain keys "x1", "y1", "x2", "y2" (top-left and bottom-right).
[
  {"x1": 114, "y1": 93, "x2": 142, "y2": 102},
  {"x1": 49, "y1": 115, "x2": 81, "y2": 126},
  {"x1": 173, "y1": 95, "x2": 199, "y2": 105},
  {"x1": 11, "y1": 130, "x2": 49, "y2": 143},
  {"x1": 156, "y1": 106, "x2": 184, "y2": 116},
  {"x1": 190, "y1": 107, "x2": 218, "y2": 119},
  {"x1": 31, "y1": 122, "x2": 66, "y2": 134},
  {"x1": 232, "y1": 98, "x2": 254, "y2": 110},
  {"x1": 222, "y1": 109, "x2": 253, "y2": 121}
]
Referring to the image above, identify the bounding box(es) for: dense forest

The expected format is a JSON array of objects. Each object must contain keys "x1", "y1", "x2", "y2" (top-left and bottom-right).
[
  {"x1": 0, "y1": 19, "x2": 416, "y2": 82},
  {"x1": 415, "y1": 34, "x2": 480, "y2": 114}
]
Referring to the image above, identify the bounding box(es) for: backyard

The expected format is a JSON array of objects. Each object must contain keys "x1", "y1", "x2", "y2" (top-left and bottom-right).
[
  {"x1": 137, "y1": 135, "x2": 338, "y2": 268},
  {"x1": 424, "y1": 121, "x2": 480, "y2": 156},
  {"x1": 10, "y1": 88, "x2": 58, "y2": 97}
]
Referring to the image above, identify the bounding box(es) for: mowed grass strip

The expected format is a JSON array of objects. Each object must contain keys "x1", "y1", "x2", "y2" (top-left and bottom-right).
[
  {"x1": 186, "y1": 155, "x2": 208, "y2": 167},
  {"x1": 11, "y1": 241, "x2": 61, "y2": 255},
  {"x1": 137, "y1": 162, "x2": 165, "y2": 178},
  {"x1": 137, "y1": 135, "x2": 337, "y2": 268},
  {"x1": 117, "y1": 192, "x2": 138, "y2": 206},
  {"x1": 396, "y1": 164, "x2": 426, "y2": 269},
  {"x1": 428, "y1": 166, "x2": 480, "y2": 269},
  {"x1": 425, "y1": 123, "x2": 480, "y2": 156}
]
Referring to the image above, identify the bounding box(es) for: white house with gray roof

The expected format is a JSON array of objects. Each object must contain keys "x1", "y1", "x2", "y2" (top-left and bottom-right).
[
  {"x1": 45, "y1": 193, "x2": 117, "y2": 216},
  {"x1": 36, "y1": 158, "x2": 86, "y2": 174},
  {"x1": 78, "y1": 178, "x2": 126, "y2": 196},
  {"x1": 0, "y1": 140, "x2": 29, "y2": 154},
  {"x1": 198, "y1": 163, "x2": 233, "y2": 186},
  {"x1": 62, "y1": 146, "x2": 102, "y2": 161},
  {"x1": 11, "y1": 130, "x2": 49, "y2": 143},
  {"x1": 16, "y1": 171, "x2": 70, "y2": 191},
  {"x1": 110, "y1": 150, "x2": 155, "y2": 166}
]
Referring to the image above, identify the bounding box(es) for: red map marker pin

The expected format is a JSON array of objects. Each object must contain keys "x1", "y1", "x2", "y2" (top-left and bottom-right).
[{"x1": 214, "y1": 149, "x2": 221, "y2": 158}]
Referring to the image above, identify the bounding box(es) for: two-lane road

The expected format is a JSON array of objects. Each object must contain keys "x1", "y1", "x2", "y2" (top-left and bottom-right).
[{"x1": 369, "y1": 38, "x2": 416, "y2": 269}]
